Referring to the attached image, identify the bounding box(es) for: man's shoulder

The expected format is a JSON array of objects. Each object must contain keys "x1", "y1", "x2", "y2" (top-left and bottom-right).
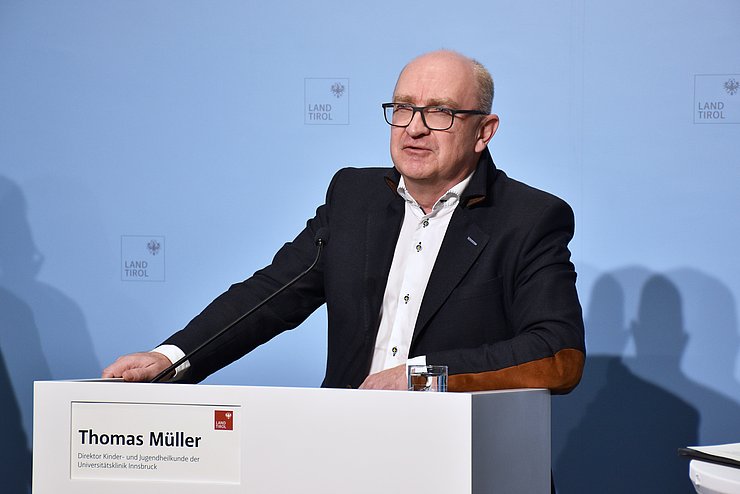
[
  {"x1": 333, "y1": 166, "x2": 394, "y2": 182},
  {"x1": 491, "y1": 168, "x2": 572, "y2": 214},
  {"x1": 326, "y1": 166, "x2": 397, "y2": 199}
]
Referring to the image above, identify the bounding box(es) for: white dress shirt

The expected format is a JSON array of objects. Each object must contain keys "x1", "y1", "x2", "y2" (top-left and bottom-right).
[{"x1": 368, "y1": 173, "x2": 472, "y2": 374}]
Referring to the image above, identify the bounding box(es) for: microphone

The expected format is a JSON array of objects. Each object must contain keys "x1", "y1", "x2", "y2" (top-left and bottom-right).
[
  {"x1": 313, "y1": 227, "x2": 329, "y2": 247},
  {"x1": 150, "y1": 227, "x2": 329, "y2": 383}
]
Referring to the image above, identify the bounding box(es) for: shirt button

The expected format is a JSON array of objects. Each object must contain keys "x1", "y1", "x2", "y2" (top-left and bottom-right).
[
  {"x1": 392, "y1": 346, "x2": 398, "y2": 356},
  {"x1": 403, "y1": 294, "x2": 410, "y2": 304},
  {"x1": 415, "y1": 242, "x2": 422, "y2": 252},
  {"x1": 422, "y1": 219, "x2": 429, "y2": 228}
]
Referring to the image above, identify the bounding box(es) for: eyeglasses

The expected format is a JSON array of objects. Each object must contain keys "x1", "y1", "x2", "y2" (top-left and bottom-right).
[{"x1": 382, "y1": 102, "x2": 488, "y2": 131}]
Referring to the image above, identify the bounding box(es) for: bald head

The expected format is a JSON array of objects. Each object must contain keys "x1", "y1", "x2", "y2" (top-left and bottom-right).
[{"x1": 395, "y1": 50, "x2": 494, "y2": 113}]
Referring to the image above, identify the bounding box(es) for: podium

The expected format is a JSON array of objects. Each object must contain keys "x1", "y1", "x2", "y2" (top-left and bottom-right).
[
  {"x1": 33, "y1": 380, "x2": 550, "y2": 493},
  {"x1": 690, "y1": 460, "x2": 740, "y2": 493}
]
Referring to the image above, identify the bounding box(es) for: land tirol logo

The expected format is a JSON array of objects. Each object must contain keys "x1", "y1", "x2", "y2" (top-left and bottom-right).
[
  {"x1": 214, "y1": 410, "x2": 234, "y2": 431},
  {"x1": 694, "y1": 74, "x2": 740, "y2": 124},
  {"x1": 121, "y1": 235, "x2": 165, "y2": 281},
  {"x1": 305, "y1": 78, "x2": 349, "y2": 125}
]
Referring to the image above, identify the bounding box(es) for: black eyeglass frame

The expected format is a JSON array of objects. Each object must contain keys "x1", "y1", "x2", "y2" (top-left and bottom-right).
[{"x1": 382, "y1": 102, "x2": 488, "y2": 131}]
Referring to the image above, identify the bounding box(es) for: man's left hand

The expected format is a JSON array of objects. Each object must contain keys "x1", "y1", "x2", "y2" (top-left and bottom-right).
[{"x1": 359, "y1": 364, "x2": 407, "y2": 390}]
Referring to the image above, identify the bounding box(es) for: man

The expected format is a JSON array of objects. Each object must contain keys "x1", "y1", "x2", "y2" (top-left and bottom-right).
[{"x1": 103, "y1": 50, "x2": 585, "y2": 393}]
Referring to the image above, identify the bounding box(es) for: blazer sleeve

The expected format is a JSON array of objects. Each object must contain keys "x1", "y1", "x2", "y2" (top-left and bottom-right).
[
  {"x1": 425, "y1": 199, "x2": 586, "y2": 394},
  {"x1": 159, "y1": 173, "x2": 343, "y2": 383}
]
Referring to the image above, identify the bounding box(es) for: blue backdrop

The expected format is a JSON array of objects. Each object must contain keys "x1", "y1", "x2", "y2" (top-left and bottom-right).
[{"x1": 1, "y1": 1, "x2": 739, "y2": 492}]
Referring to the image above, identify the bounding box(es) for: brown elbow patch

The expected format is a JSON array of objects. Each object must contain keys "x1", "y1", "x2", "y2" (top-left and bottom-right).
[{"x1": 448, "y1": 348, "x2": 585, "y2": 394}]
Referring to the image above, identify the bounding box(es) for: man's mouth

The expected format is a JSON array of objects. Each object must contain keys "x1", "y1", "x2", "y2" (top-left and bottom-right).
[{"x1": 403, "y1": 145, "x2": 432, "y2": 154}]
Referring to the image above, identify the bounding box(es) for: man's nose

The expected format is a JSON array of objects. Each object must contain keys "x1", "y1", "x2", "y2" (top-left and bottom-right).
[{"x1": 405, "y1": 110, "x2": 431, "y2": 137}]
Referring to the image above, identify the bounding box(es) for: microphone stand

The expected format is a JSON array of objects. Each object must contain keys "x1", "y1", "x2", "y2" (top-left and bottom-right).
[{"x1": 150, "y1": 237, "x2": 326, "y2": 383}]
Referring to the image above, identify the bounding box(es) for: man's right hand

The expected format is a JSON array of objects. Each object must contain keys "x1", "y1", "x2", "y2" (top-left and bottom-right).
[{"x1": 101, "y1": 352, "x2": 173, "y2": 382}]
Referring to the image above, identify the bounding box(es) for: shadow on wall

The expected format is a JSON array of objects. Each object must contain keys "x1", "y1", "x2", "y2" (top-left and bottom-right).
[
  {"x1": 0, "y1": 315, "x2": 32, "y2": 493},
  {"x1": 553, "y1": 269, "x2": 740, "y2": 493},
  {"x1": 0, "y1": 175, "x2": 100, "y2": 491}
]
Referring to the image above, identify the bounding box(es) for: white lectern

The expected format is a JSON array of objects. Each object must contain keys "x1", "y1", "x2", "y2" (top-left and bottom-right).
[
  {"x1": 33, "y1": 380, "x2": 550, "y2": 493},
  {"x1": 690, "y1": 460, "x2": 740, "y2": 493}
]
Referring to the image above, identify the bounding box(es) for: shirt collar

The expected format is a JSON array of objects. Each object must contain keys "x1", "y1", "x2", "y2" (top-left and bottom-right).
[{"x1": 396, "y1": 172, "x2": 474, "y2": 213}]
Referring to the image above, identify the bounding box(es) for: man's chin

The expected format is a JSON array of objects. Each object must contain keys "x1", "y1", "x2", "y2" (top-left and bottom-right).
[
  {"x1": 395, "y1": 163, "x2": 433, "y2": 181},
  {"x1": 394, "y1": 154, "x2": 436, "y2": 174}
]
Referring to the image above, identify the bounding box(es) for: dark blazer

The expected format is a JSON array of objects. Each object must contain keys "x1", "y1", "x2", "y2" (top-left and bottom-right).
[{"x1": 165, "y1": 149, "x2": 585, "y2": 392}]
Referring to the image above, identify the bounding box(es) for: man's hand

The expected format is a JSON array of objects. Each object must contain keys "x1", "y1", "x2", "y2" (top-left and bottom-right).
[
  {"x1": 101, "y1": 352, "x2": 173, "y2": 382},
  {"x1": 359, "y1": 364, "x2": 407, "y2": 390}
]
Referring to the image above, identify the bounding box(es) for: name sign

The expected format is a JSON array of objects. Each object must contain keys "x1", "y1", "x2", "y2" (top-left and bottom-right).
[{"x1": 70, "y1": 402, "x2": 240, "y2": 484}]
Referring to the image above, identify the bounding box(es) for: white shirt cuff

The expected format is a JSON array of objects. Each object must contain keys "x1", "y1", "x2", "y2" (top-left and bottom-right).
[
  {"x1": 151, "y1": 345, "x2": 190, "y2": 381},
  {"x1": 406, "y1": 355, "x2": 427, "y2": 369}
]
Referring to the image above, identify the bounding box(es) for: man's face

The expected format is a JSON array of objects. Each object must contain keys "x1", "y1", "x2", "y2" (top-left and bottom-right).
[{"x1": 389, "y1": 53, "x2": 497, "y2": 192}]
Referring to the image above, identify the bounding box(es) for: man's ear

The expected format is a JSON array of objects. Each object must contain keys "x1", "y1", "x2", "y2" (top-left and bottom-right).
[{"x1": 474, "y1": 114, "x2": 499, "y2": 153}]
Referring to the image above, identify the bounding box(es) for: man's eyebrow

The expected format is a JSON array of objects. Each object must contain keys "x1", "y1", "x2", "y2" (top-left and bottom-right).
[
  {"x1": 392, "y1": 95, "x2": 415, "y2": 104},
  {"x1": 425, "y1": 98, "x2": 459, "y2": 108},
  {"x1": 392, "y1": 95, "x2": 460, "y2": 108}
]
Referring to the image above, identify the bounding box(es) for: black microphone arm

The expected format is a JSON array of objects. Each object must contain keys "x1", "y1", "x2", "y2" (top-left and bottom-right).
[{"x1": 150, "y1": 228, "x2": 329, "y2": 383}]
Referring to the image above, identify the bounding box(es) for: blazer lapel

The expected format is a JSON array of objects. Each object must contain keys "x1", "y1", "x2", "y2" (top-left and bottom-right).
[
  {"x1": 363, "y1": 193, "x2": 405, "y2": 338},
  {"x1": 412, "y1": 207, "x2": 490, "y2": 342}
]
